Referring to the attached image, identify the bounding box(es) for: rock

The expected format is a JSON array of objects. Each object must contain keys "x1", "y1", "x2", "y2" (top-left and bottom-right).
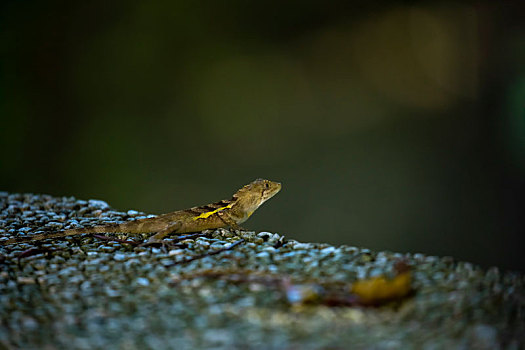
[{"x1": 0, "y1": 191, "x2": 523, "y2": 349}]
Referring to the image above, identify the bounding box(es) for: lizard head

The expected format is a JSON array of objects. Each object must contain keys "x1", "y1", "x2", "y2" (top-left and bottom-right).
[{"x1": 233, "y1": 179, "x2": 281, "y2": 216}]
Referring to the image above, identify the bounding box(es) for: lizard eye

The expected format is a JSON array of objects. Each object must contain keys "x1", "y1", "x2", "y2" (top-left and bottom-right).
[{"x1": 264, "y1": 183, "x2": 270, "y2": 189}]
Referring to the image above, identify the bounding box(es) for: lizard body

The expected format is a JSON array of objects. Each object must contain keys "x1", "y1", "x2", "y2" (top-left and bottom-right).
[{"x1": 0, "y1": 179, "x2": 281, "y2": 246}]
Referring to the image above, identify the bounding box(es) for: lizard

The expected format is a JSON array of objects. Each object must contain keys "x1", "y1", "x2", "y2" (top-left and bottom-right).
[{"x1": 0, "y1": 179, "x2": 281, "y2": 246}]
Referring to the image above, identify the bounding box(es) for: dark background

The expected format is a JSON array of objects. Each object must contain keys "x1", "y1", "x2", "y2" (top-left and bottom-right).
[{"x1": 1, "y1": 1, "x2": 524, "y2": 271}]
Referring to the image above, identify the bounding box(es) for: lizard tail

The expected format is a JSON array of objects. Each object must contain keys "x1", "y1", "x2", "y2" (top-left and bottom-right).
[{"x1": 0, "y1": 222, "x2": 136, "y2": 246}]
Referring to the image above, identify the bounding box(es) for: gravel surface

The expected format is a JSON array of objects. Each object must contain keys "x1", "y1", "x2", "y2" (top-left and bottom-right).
[{"x1": 0, "y1": 192, "x2": 523, "y2": 349}]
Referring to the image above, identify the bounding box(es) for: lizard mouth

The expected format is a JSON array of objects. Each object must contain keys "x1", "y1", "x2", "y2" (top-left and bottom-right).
[{"x1": 265, "y1": 183, "x2": 281, "y2": 201}]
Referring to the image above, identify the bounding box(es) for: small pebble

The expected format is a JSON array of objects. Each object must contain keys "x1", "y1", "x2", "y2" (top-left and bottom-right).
[{"x1": 136, "y1": 277, "x2": 150, "y2": 286}]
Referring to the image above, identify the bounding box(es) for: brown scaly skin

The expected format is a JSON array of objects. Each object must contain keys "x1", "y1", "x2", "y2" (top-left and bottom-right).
[{"x1": 0, "y1": 179, "x2": 281, "y2": 246}]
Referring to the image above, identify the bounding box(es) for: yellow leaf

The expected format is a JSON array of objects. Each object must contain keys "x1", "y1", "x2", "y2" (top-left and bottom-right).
[{"x1": 351, "y1": 272, "x2": 412, "y2": 305}]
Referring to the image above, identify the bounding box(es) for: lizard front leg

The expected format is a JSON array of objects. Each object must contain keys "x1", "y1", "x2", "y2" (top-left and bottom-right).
[{"x1": 217, "y1": 211, "x2": 244, "y2": 231}]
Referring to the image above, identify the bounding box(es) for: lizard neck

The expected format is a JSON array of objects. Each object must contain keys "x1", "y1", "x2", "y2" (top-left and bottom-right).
[{"x1": 229, "y1": 195, "x2": 261, "y2": 224}]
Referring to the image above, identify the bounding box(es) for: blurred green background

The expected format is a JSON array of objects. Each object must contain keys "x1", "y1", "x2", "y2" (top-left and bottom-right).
[{"x1": 1, "y1": 1, "x2": 524, "y2": 271}]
